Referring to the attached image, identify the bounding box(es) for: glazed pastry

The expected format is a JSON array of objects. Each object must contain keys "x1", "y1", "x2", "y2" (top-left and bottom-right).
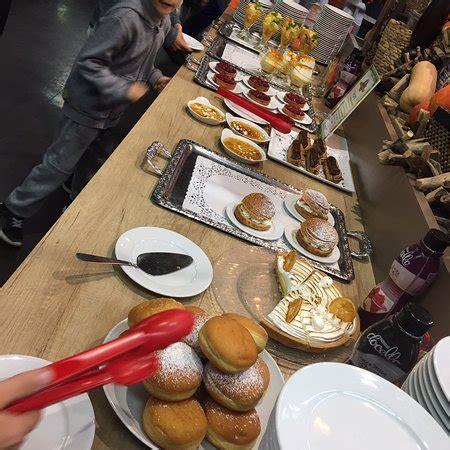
[
  {"x1": 248, "y1": 75, "x2": 270, "y2": 92},
  {"x1": 216, "y1": 62, "x2": 237, "y2": 79},
  {"x1": 182, "y1": 306, "x2": 210, "y2": 356},
  {"x1": 282, "y1": 104, "x2": 305, "y2": 121},
  {"x1": 222, "y1": 313, "x2": 268, "y2": 353},
  {"x1": 323, "y1": 156, "x2": 343, "y2": 183},
  {"x1": 143, "y1": 342, "x2": 203, "y2": 401},
  {"x1": 305, "y1": 144, "x2": 321, "y2": 175},
  {"x1": 143, "y1": 396, "x2": 207, "y2": 449},
  {"x1": 234, "y1": 193, "x2": 275, "y2": 232},
  {"x1": 296, "y1": 218, "x2": 339, "y2": 257},
  {"x1": 284, "y1": 92, "x2": 306, "y2": 108},
  {"x1": 314, "y1": 139, "x2": 327, "y2": 161},
  {"x1": 203, "y1": 398, "x2": 261, "y2": 450},
  {"x1": 203, "y1": 361, "x2": 265, "y2": 411},
  {"x1": 214, "y1": 72, "x2": 237, "y2": 90},
  {"x1": 248, "y1": 89, "x2": 271, "y2": 106},
  {"x1": 128, "y1": 298, "x2": 183, "y2": 327},
  {"x1": 295, "y1": 189, "x2": 330, "y2": 221},
  {"x1": 199, "y1": 315, "x2": 258, "y2": 373}
]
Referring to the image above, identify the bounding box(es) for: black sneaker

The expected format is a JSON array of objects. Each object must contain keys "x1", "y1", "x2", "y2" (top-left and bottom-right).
[
  {"x1": 62, "y1": 174, "x2": 74, "y2": 195},
  {"x1": 0, "y1": 203, "x2": 24, "y2": 247}
]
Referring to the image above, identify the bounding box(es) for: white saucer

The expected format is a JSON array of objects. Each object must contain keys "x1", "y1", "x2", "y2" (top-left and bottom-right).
[
  {"x1": 103, "y1": 320, "x2": 285, "y2": 449},
  {"x1": 278, "y1": 105, "x2": 313, "y2": 125},
  {"x1": 284, "y1": 197, "x2": 335, "y2": 226},
  {"x1": 275, "y1": 91, "x2": 310, "y2": 111},
  {"x1": 226, "y1": 202, "x2": 284, "y2": 241},
  {"x1": 207, "y1": 71, "x2": 243, "y2": 94},
  {"x1": 115, "y1": 227, "x2": 213, "y2": 297},
  {"x1": 182, "y1": 33, "x2": 204, "y2": 52},
  {"x1": 209, "y1": 61, "x2": 243, "y2": 82},
  {"x1": 0, "y1": 355, "x2": 95, "y2": 450},
  {"x1": 242, "y1": 75, "x2": 276, "y2": 96},
  {"x1": 284, "y1": 224, "x2": 341, "y2": 264},
  {"x1": 242, "y1": 86, "x2": 278, "y2": 110}
]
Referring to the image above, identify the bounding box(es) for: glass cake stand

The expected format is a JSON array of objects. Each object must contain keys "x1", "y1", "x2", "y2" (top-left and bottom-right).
[{"x1": 211, "y1": 246, "x2": 356, "y2": 369}]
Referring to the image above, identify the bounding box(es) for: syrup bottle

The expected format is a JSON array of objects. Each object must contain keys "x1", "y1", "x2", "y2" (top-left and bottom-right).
[
  {"x1": 348, "y1": 303, "x2": 433, "y2": 384},
  {"x1": 358, "y1": 229, "x2": 449, "y2": 330}
]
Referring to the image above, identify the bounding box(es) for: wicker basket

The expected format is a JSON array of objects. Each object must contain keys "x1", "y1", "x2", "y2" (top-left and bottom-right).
[
  {"x1": 425, "y1": 118, "x2": 450, "y2": 173},
  {"x1": 405, "y1": 0, "x2": 430, "y2": 15},
  {"x1": 371, "y1": 19, "x2": 412, "y2": 76}
]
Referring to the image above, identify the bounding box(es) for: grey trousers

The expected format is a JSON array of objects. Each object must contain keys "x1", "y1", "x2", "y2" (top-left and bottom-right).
[{"x1": 6, "y1": 115, "x2": 115, "y2": 218}]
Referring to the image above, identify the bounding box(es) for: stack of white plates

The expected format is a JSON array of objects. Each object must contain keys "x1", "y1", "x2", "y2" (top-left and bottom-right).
[
  {"x1": 233, "y1": 0, "x2": 273, "y2": 33},
  {"x1": 260, "y1": 362, "x2": 449, "y2": 449},
  {"x1": 273, "y1": 0, "x2": 308, "y2": 23},
  {"x1": 402, "y1": 337, "x2": 450, "y2": 434},
  {"x1": 311, "y1": 4, "x2": 354, "y2": 64}
]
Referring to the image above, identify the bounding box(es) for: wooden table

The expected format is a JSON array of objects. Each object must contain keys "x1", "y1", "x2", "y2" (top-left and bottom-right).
[{"x1": 0, "y1": 21, "x2": 375, "y2": 450}]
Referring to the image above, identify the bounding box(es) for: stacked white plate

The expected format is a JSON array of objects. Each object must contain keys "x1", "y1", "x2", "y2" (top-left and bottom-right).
[
  {"x1": 260, "y1": 362, "x2": 449, "y2": 449},
  {"x1": 273, "y1": 0, "x2": 308, "y2": 24},
  {"x1": 233, "y1": 0, "x2": 273, "y2": 33},
  {"x1": 311, "y1": 4, "x2": 354, "y2": 64},
  {"x1": 402, "y1": 336, "x2": 450, "y2": 435}
]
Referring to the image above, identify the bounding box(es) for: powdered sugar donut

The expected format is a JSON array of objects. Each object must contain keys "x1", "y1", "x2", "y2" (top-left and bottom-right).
[
  {"x1": 143, "y1": 342, "x2": 203, "y2": 401},
  {"x1": 182, "y1": 306, "x2": 210, "y2": 356}
]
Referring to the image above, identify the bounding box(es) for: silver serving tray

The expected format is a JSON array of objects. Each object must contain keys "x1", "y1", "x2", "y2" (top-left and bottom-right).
[{"x1": 150, "y1": 140, "x2": 355, "y2": 282}]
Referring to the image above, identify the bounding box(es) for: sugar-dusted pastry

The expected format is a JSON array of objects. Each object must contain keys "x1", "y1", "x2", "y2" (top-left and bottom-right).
[
  {"x1": 128, "y1": 298, "x2": 183, "y2": 327},
  {"x1": 182, "y1": 306, "x2": 210, "y2": 355},
  {"x1": 234, "y1": 193, "x2": 275, "y2": 232},
  {"x1": 296, "y1": 218, "x2": 338, "y2": 257},
  {"x1": 323, "y1": 156, "x2": 343, "y2": 183},
  {"x1": 222, "y1": 313, "x2": 268, "y2": 352},
  {"x1": 256, "y1": 357, "x2": 270, "y2": 392},
  {"x1": 305, "y1": 144, "x2": 321, "y2": 174},
  {"x1": 295, "y1": 189, "x2": 330, "y2": 221}
]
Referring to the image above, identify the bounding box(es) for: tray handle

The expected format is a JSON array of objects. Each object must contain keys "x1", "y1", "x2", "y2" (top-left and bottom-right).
[
  {"x1": 347, "y1": 231, "x2": 373, "y2": 260},
  {"x1": 141, "y1": 141, "x2": 171, "y2": 176}
]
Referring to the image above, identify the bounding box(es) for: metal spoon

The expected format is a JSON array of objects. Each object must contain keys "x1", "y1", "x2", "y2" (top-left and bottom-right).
[{"x1": 76, "y1": 252, "x2": 193, "y2": 276}]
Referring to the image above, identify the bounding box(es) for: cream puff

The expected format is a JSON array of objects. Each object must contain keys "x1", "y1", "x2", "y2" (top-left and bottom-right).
[
  {"x1": 128, "y1": 298, "x2": 183, "y2": 327},
  {"x1": 222, "y1": 313, "x2": 268, "y2": 353},
  {"x1": 234, "y1": 193, "x2": 275, "y2": 232},
  {"x1": 295, "y1": 189, "x2": 330, "y2": 221},
  {"x1": 181, "y1": 306, "x2": 210, "y2": 356},
  {"x1": 296, "y1": 218, "x2": 339, "y2": 257}
]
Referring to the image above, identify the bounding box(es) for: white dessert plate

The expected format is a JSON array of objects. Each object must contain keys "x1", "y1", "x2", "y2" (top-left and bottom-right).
[
  {"x1": 277, "y1": 105, "x2": 313, "y2": 125},
  {"x1": 103, "y1": 320, "x2": 285, "y2": 450},
  {"x1": 425, "y1": 352, "x2": 449, "y2": 413},
  {"x1": 183, "y1": 33, "x2": 204, "y2": 52},
  {"x1": 187, "y1": 96, "x2": 225, "y2": 125},
  {"x1": 208, "y1": 61, "x2": 243, "y2": 82},
  {"x1": 115, "y1": 227, "x2": 213, "y2": 297},
  {"x1": 276, "y1": 363, "x2": 449, "y2": 450},
  {"x1": 275, "y1": 91, "x2": 310, "y2": 111},
  {"x1": 0, "y1": 355, "x2": 95, "y2": 450},
  {"x1": 206, "y1": 72, "x2": 243, "y2": 94},
  {"x1": 225, "y1": 202, "x2": 284, "y2": 241},
  {"x1": 225, "y1": 113, "x2": 270, "y2": 143},
  {"x1": 284, "y1": 196, "x2": 335, "y2": 226},
  {"x1": 242, "y1": 86, "x2": 278, "y2": 110},
  {"x1": 284, "y1": 224, "x2": 341, "y2": 264},
  {"x1": 223, "y1": 98, "x2": 268, "y2": 125},
  {"x1": 220, "y1": 128, "x2": 266, "y2": 164},
  {"x1": 433, "y1": 336, "x2": 450, "y2": 402},
  {"x1": 242, "y1": 76, "x2": 276, "y2": 96}
]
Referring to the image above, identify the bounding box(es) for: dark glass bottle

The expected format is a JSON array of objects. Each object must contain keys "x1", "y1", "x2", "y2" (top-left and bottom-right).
[{"x1": 348, "y1": 303, "x2": 434, "y2": 384}]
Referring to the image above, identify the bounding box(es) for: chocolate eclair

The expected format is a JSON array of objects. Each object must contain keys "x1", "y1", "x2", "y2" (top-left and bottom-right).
[
  {"x1": 323, "y1": 156, "x2": 343, "y2": 183},
  {"x1": 313, "y1": 139, "x2": 327, "y2": 161},
  {"x1": 305, "y1": 145, "x2": 321, "y2": 174}
]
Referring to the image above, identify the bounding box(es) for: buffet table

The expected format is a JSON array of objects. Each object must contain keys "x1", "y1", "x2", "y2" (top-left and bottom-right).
[{"x1": 0, "y1": 16, "x2": 376, "y2": 450}]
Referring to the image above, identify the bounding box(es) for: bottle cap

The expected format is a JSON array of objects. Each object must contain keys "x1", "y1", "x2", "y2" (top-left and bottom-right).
[
  {"x1": 395, "y1": 303, "x2": 434, "y2": 339},
  {"x1": 423, "y1": 229, "x2": 450, "y2": 253}
]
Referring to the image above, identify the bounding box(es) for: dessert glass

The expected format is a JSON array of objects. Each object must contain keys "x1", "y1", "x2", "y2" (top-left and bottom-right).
[
  {"x1": 258, "y1": 46, "x2": 283, "y2": 81},
  {"x1": 241, "y1": 2, "x2": 264, "y2": 43},
  {"x1": 260, "y1": 12, "x2": 282, "y2": 50}
]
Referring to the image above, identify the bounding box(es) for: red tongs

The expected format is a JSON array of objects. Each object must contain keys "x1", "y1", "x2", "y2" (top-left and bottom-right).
[
  {"x1": 5, "y1": 309, "x2": 194, "y2": 413},
  {"x1": 218, "y1": 87, "x2": 294, "y2": 134}
]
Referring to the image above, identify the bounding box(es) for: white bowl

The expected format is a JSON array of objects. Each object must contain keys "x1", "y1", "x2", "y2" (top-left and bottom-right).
[
  {"x1": 225, "y1": 113, "x2": 270, "y2": 143},
  {"x1": 220, "y1": 128, "x2": 266, "y2": 164},
  {"x1": 187, "y1": 96, "x2": 225, "y2": 125}
]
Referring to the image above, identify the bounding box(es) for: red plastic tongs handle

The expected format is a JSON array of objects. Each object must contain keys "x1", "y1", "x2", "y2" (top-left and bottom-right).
[
  {"x1": 217, "y1": 87, "x2": 294, "y2": 134},
  {"x1": 5, "y1": 309, "x2": 194, "y2": 413}
]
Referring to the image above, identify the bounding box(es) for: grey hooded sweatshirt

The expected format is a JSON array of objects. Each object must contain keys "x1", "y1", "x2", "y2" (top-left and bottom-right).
[{"x1": 63, "y1": 0, "x2": 177, "y2": 129}]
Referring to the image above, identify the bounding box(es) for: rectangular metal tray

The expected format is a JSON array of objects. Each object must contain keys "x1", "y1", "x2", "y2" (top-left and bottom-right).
[{"x1": 151, "y1": 140, "x2": 354, "y2": 281}]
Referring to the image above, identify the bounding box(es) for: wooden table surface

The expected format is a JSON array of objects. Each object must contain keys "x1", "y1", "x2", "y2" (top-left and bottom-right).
[{"x1": 0, "y1": 21, "x2": 375, "y2": 449}]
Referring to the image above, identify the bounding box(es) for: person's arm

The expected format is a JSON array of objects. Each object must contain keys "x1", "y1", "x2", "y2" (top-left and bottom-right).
[{"x1": 76, "y1": 13, "x2": 145, "y2": 105}]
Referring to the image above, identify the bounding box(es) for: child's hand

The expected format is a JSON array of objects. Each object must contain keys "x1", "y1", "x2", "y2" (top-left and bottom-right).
[
  {"x1": 170, "y1": 28, "x2": 193, "y2": 53},
  {"x1": 126, "y1": 81, "x2": 149, "y2": 102},
  {"x1": 154, "y1": 76, "x2": 172, "y2": 93}
]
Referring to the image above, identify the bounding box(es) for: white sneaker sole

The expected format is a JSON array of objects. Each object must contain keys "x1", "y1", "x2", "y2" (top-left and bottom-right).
[{"x1": 0, "y1": 229, "x2": 23, "y2": 247}]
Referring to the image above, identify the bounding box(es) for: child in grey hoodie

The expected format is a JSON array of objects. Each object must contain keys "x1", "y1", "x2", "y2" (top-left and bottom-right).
[{"x1": 0, "y1": 0, "x2": 182, "y2": 247}]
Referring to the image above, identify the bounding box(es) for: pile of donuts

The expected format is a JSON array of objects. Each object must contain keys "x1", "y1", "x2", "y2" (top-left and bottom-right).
[{"x1": 127, "y1": 297, "x2": 270, "y2": 449}]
